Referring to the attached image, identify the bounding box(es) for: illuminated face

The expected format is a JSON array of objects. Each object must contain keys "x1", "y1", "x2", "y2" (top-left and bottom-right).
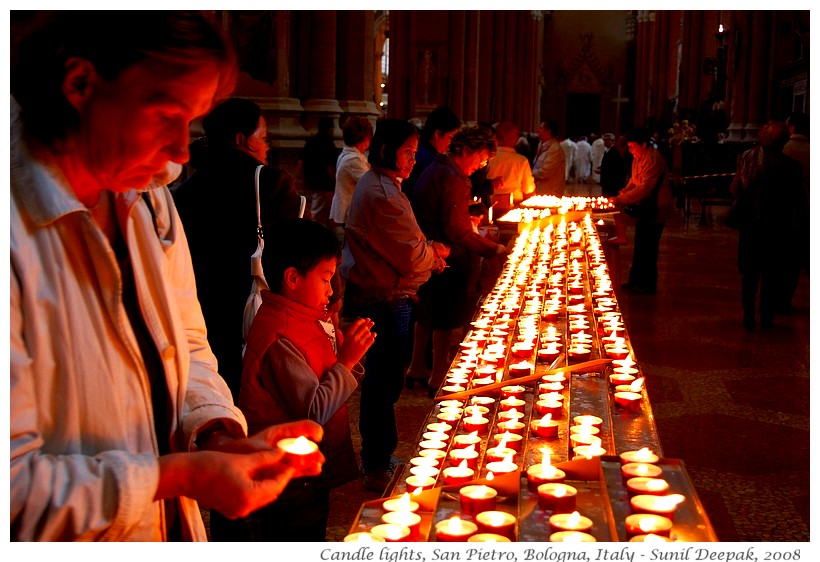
[
  {"x1": 394, "y1": 135, "x2": 419, "y2": 179},
  {"x1": 292, "y1": 257, "x2": 337, "y2": 311},
  {"x1": 431, "y1": 129, "x2": 458, "y2": 154},
  {"x1": 243, "y1": 116, "x2": 269, "y2": 165},
  {"x1": 76, "y1": 59, "x2": 220, "y2": 191},
  {"x1": 627, "y1": 141, "x2": 649, "y2": 159},
  {"x1": 459, "y1": 148, "x2": 491, "y2": 176}
]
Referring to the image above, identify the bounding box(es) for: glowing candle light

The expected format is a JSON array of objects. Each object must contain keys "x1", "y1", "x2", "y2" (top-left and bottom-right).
[
  {"x1": 343, "y1": 531, "x2": 385, "y2": 542},
  {"x1": 626, "y1": 477, "x2": 671, "y2": 497},
  {"x1": 370, "y1": 523, "x2": 410, "y2": 542},
  {"x1": 442, "y1": 460, "x2": 476, "y2": 486},
  {"x1": 381, "y1": 511, "x2": 421, "y2": 540},
  {"x1": 475, "y1": 511, "x2": 516, "y2": 540},
  {"x1": 453, "y1": 431, "x2": 482, "y2": 449},
  {"x1": 468, "y1": 533, "x2": 511, "y2": 542},
  {"x1": 537, "y1": 483, "x2": 578, "y2": 512},
  {"x1": 548, "y1": 511, "x2": 593, "y2": 533},
  {"x1": 624, "y1": 514, "x2": 673, "y2": 538},
  {"x1": 550, "y1": 530, "x2": 596, "y2": 542},
  {"x1": 630, "y1": 494, "x2": 686, "y2": 519},
  {"x1": 435, "y1": 516, "x2": 478, "y2": 542},
  {"x1": 383, "y1": 493, "x2": 419, "y2": 513},
  {"x1": 530, "y1": 413, "x2": 559, "y2": 438},
  {"x1": 276, "y1": 436, "x2": 319, "y2": 469},
  {"x1": 621, "y1": 462, "x2": 663, "y2": 481},
  {"x1": 459, "y1": 485, "x2": 497, "y2": 517},
  {"x1": 620, "y1": 448, "x2": 660, "y2": 465}
]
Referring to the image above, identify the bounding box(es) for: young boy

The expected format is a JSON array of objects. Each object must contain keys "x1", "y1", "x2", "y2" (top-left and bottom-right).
[{"x1": 237, "y1": 218, "x2": 375, "y2": 541}]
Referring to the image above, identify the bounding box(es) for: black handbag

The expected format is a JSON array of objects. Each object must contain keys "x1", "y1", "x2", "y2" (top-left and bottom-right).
[{"x1": 622, "y1": 171, "x2": 665, "y2": 221}]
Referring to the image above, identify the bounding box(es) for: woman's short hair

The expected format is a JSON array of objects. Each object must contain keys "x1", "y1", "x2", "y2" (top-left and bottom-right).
[
  {"x1": 421, "y1": 106, "x2": 461, "y2": 142},
  {"x1": 449, "y1": 125, "x2": 498, "y2": 157},
  {"x1": 368, "y1": 119, "x2": 420, "y2": 170},
  {"x1": 342, "y1": 117, "x2": 374, "y2": 146},
  {"x1": 11, "y1": 11, "x2": 237, "y2": 144},
  {"x1": 758, "y1": 121, "x2": 790, "y2": 149},
  {"x1": 202, "y1": 98, "x2": 261, "y2": 147},
  {"x1": 625, "y1": 128, "x2": 652, "y2": 145}
]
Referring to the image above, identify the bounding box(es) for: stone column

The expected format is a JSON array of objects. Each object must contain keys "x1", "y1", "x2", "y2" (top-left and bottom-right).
[
  {"x1": 742, "y1": 11, "x2": 773, "y2": 140},
  {"x1": 301, "y1": 11, "x2": 343, "y2": 135},
  {"x1": 336, "y1": 11, "x2": 381, "y2": 128}
]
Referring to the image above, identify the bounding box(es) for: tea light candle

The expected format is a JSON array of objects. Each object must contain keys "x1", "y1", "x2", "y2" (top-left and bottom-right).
[
  {"x1": 405, "y1": 475, "x2": 436, "y2": 493},
  {"x1": 530, "y1": 414, "x2": 559, "y2": 438},
  {"x1": 568, "y1": 424, "x2": 600, "y2": 437},
  {"x1": 409, "y1": 456, "x2": 441, "y2": 470},
  {"x1": 538, "y1": 382, "x2": 565, "y2": 394},
  {"x1": 621, "y1": 462, "x2": 663, "y2": 481},
  {"x1": 568, "y1": 345, "x2": 592, "y2": 362},
  {"x1": 470, "y1": 396, "x2": 495, "y2": 407},
  {"x1": 526, "y1": 450, "x2": 566, "y2": 490},
  {"x1": 470, "y1": 377, "x2": 495, "y2": 389},
  {"x1": 626, "y1": 477, "x2": 671, "y2": 496},
  {"x1": 484, "y1": 457, "x2": 518, "y2": 476},
  {"x1": 343, "y1": 531, "x2": 385, "y2": 542},
  {"x1": 614, "y1": 391, "x2": 642, "y2": 411},
  {"x1": 442, "y1": 384, "x2": 466, "y2": 393},
  {"x1": 435, "y1": 516, "x2": 478, "y2": 542},
  {"x1": 496, "y1": 420, "x2": 526, "y2": 435},
  {"x1": 427, "y1": 422, "x2": 453, "y2": 435},
  {"x1": 573, "y1": 415, "x2": 603, "y2": 430},
  {"x1": 462, "y1": 413, "x2": 490, "y2": 434},
  {"x1": 492, "y1": 431, "x2": 523, "y2": 451},
  {"x1": 453, "y1": 431, "x2": 482, "y2": 449},
  {"x1": 423, "y1": 431, "x2": 451, "y2": 443},
  {"x1": 605, "y1": 345, "x2": 630, "y2": 360},
  {"x1": 630, "y1": 494, "x2": 686, "y2": 519},
  {"x1": 498, "y1": 396, "x2": 527, "y2": 412},
  {"x1": 419, "y1": 439, "x2": 448, "y2": 451},
  {"x1": 537, "y1": 483, "x2": 577, "y2": 512},
  {"x1": 537, "y1": 344, "x2": 562, "y2": 364},
  {"x1": 609, "y1": 373, "x2": 636, "y2": 387},
  {"x1": 418, "y1": 448, "x2": 447, "y2": 464},
  {"x1": 448, "y1": 446, "x2": 479, "y2": 470},
  {"x1": 468, "y1": 533, "x2": 511, "y2": 542},
  {"x1": 370, "y1": 523, "x2": 410, "y2": 542},
  {"x1": 383, "y1": 493, "x2": 419, "y2": 513},
  {"x1": 439, "y1": 399, "x2": 465, "y2": 410},
  {"x1": 276, "y1": 436, "x2": 319, "y2": 469},
  {"x1": 442, "y1": 460, "x2": 476, "y2": 486},
  {"x1": 629, "y1": 533, "x2": 674, "y2": 542},
  {"x1": 475, "y1": 511, "x2": 516, "y2": 540},
  {"x1": 550, "y1": 530, "x2": 596, "y2": 542},
  {"x1": 624, "y1": 514, "x2": 673, "y2": 538},
  {"x1": 500, "y1": 385, "x2": 527, "y2": 400},
  {"x1": 569, "y1": 432, "x2": 602, "y2": 449},
  {"x1": 620, "y1": 448, "x2": 659, "y2": 465},
  {"x1": 497, "y1": 408, "x2": 525, "y2": 422},
  {"x1": 511, "y1": 343, "x2": 534, "y2": 358},
  {"x1": 485, "y1": 446, "x2": 517, "y2": 464},
  {"x1": 459, "y1": 485, "x2": 497, "y2": 517},
  {"x1": 462, "y1": 405, "x2": 490, "y2": 417},
  {"x1": 549, "y1": 511, "x2": 593, "y2": 533},
  {"x1": 409, "y1": 464, "x2": 440, "y2": 479},
  {"x1": 573, "y1": 444, "x2": 607, "y2": 460},
  {"x1": 542, "y1": 373, "x2": 568, "y2": 384},
  {"x1": 508, "y1": 361, "x2": 533, "y2": 377},
  {"x1": 535, "y1": 400, "x2": 563, "y2": 418},
  {"x1": 381, "y1": 511, "x2": 421, "y2": 540},
  {"x1": 437, "y1": 412, "x2": 462, "y2": 424}
]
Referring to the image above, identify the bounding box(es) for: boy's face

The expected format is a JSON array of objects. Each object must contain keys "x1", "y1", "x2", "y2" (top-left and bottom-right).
[{"x1": 292, "y1": 257, "x2": 337, "y2": 311}]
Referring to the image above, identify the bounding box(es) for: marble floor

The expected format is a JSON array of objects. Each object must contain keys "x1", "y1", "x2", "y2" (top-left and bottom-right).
[{"x1": 324, "y1": 190, "x2": 811, "y2": 542}]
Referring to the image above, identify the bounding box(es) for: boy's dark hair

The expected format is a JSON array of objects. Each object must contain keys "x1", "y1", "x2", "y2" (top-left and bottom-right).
[
  {"x1": 262, "y1": 218, "x2": 341, "y2": 293},
  {"x1": 202, "y1": 97, "x2": 262, "y2": 147},
  {"x1": 625, "y1": 128, "x2": 652, "y2": 145},
  {"x1": 368, "y1": 118, "x2": 420, "y2": 170},
  {"x1": 421, "y1": 106, "x2": 461, "y2": 142},
  {"x1": 342, "y1": 116, "x2": 374, "y2": 146}
]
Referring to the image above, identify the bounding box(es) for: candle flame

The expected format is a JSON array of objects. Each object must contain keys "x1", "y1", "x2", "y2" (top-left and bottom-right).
[
  {"x1": 468, "y1": 430, "x2": 479, "y2": 438},
  {"x1": 644, "y1": 533, "x2": 666, "y2": 543},
  {"x1": 554, "y1": 486, "x2": 567, "y2": 498},
  {"x1": 657, "y1": 494, "x2": 686, "y2": 508},
  {"x1": 630, "y1": 378, "x2": 645, "y2": 392},
  {"x1": 398, "y1": 493, "x2": 411, "y2": 509},
  {"x1": 539, "y1": 413, "x2": 553, "y2": 425},
  {"x1": 458, "y1": 460, "x2": 469, "y2": 470},
  {"x1": 503, "y1": 452, "x2": 515, "y2": 464},
  {"x1": 646, "y1": 479, "x2": 667, "y2": 491},
  {"x1": 486, "y1": 471, "x2": 495, "y2": 481},
  {"x1": 447, "y1": 516, "x2": 463, "y2": 533},
  {"x1": 635, "y1": 447, "x2": 655, "y2": 461},
  {"x1": 497, "y1": 435, "x2": 509, "y2": 449},
  {"x1": 567, "y1": 511, "x2": 581, "y2": 526},
  {"x1": 411, "y1": 486, "x2": 422, "y2": 497},
  {"x1": 540, "y1": 448, "x2": 552, "y2": 469},
  {"x1": 639, "y1": 517, "x2": 661, "y2": 532}
]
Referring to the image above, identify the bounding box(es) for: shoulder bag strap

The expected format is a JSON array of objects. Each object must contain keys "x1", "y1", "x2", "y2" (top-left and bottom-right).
[{"x1": 251, "y1": 165, "x2": 268, "y2": 286}]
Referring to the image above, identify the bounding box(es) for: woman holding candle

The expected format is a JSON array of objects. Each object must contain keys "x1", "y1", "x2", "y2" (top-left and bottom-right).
[
  {"x1": 341, "y1": 119, "x2": 451, "y2": 492},
  {"x1": 239, "y1": 219, "x2": 376, "y2": 540},
  {"x1": 407, "y1": 126, "x2": 509, "y2": 396}
]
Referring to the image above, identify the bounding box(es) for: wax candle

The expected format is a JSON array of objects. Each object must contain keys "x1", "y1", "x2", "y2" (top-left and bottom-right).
[
  {"x1": 621, "y1": 462, "x2": 663, "y2": 481},
  {"x1": 423, "y1": 431, "x2": 450, "y2": 443},
  {"x1": 573, "y1": 415, "x2": 603, "y2": 429},
  {"x1": 439, "y1": 399, "x2": 465, "y2": 410},
  {"x1": 538, "y1": 381, "x2": 565, "y2": 394},
  {"x1": 409, "y1": 465, "x2": 440, "y2": 479},
  {"x1": 537, "y1": 483, "x2": 577, "y2": 512},
  {"x1": 497, "y1": 408, "x2": 525, "y2": 422},
  {"x1": 468, "y1": 533, "x2": 511, "y2": 542},
  {"x1": 508, "y1": 361, "x2": 533, "y2": 377},
  {"x1": 448, "y1": 446, "x2": 479, "y2": 470},
  {"x1": 614, "y1": 391, "x2": 642, "y2": 411},
  {"x1": 605, "y1": 345, "x2": 630, "y2": 360},
  {"x1": 492, "y1": 431, "x2": 523, "y2": 451},
  {"x1": 462, "y1": 405, "x2": 489, "y2": 417},
  {"x1": 549, "y1": 511, "x2": 593, "y2": 533},
  {"x1": 550, "y1": 530, "x2": 596, "y2": 542},
  {"x1": 343, "y1": 531, "x2": 386, "y2": 542},
  {"x1": 609, "y1": 373, "x2": 637, "y2": 387},
  {"x1": 462, "y1": 413, "x2": 490, "y2": 434},
  {"x1": 630, "y1": 494, "x2": 686, "y2": 519},
  {"x1": 530, "y1": 413, "x2": 559, "y2": 438},
  {"x1": 485, "y1": 446, "x2": 517, "y2": 464},
  {"x1": 475, "y1": 511, "x2": 516, "y2": 540},
  {"x1": 276, "y1": 436, "x2": 319, "y2": 469},
  {"x1": 370, "y1": 523, "x2": 410, "y2": 542},
  {"x1": 624, "y1": 514, "x2": 673, "y2": 538},
  {"x1": 511, "y1": 343, "x2": 534, "y2": 358},
  {"x1": 626, "y1": 477, "x2": 671, "y2": 497},
  {"x1": 419, "y1": 439, "x2": 448, "y2": 452},
  {"x1": 442, "y1": 384, "x2": 466, "y2": 393},
  {"x1": 569, "y1": 432, "x2": 602, "y2": 449},
  {"x1": 542, "y1": 372, "x2": 567, "y2": 384},
  {"x1": 427, "y1": 422, "x2": 453, "y2": 435},
  {"x1": 629, "y1": 533, "x2": 674, "y2": 542},
  {"x1": 453, "y1": 431, "x2": 482, "y2": 449},
  {"x1": 470, "y1": 396, "x2": 495, "y2": 407},
  {"x1": 470, "y1": 377, "x2": 495, "y2": 389},
  {"x1": 573, "y1": 444, "x2": 607, "y2": 460},
  {"x1": 535, "y1": 400, "x2": 563, "y2": 418},
  {"x1": 383, "y1": 493, "x2": 420, "y2": 513},
  {"x1": 381, "y1": 511, "x2": 421, "y2": 541},
  {"x1": 484, "y1": 457, "x2": 519, "y2": 476},
  {"x1": 526, "y1": 449, "x2": 566, "y2": 490},
  {"x1": 500, "y1": 385, "x2": 527, "y2": 400},
  {"x1": 620, "y1": 448, "x2": 660, "y2": 465},
  {"x1": 568, "y1": 345, "x2": 592, "y2": 362},
  {"x1": 435, "y1": 516, "x2": 478, "y2": 542},
  {"x1": 459, "y1": 485, "x2": 497, "y2": 517},
  {"x1": 568, "y1": 424, "x2": 600, "y2": 436},
  {"x1": 405, "y1": 475, "x2": 436, "y2": 493},
  {"x1": 409, "y1": 456, "x2": 441, "y2": 470},
  {"x1": 496, "y1": 420, "x2": 525, "y2": 435},
  {"x1": 442, "y1": 460, "x2": 476, "y2": 486},
  {"x1": 418, "y1": 448, "x2": 447, "y2": 464}
]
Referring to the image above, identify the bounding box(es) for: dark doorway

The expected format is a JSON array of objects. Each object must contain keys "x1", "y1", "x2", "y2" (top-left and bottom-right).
[{"x1": 566, "y1": 93, "x2": 601, "y2": 138}]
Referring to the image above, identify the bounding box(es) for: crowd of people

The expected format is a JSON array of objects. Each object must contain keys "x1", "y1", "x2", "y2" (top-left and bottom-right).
[{"x1": 10, "y1": 10, "x2": 808, "y2": 543}]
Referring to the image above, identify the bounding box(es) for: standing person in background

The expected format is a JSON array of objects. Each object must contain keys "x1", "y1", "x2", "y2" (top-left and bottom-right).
[
  {"x1": 10, "y1": 11, "x2": 323, "y2": 541},
  {"x1": 782, "y1": 111, "x2": 810, "y2": 312},
  {"x1": 598, "y1": 133, "x2": 631, "y2": 197},
  {"x1": 574, "y1": 135, "x2": 593, "y2": 185},
  {"x1": 485, "y1": 121, "x2": 536, "y2": 212},
  {"x1": 611, "y1": 128, "x2": 673, "y2": 295},
  {"x1": 403, "y1": 106, "x2": 461, "y2": 204},
  {"x1": 729, "y1": 121, "x2": 803, "y2": 331},
  {"x1": 590, "y1": 133, "x2": 606, "y2": 183},
  {"x1": 297, "y1": 116, "x2": 339, "y2": 227},
  {"x1": 533, "y1": 120, "x2": 567, "y2": 196},
  {"x1": 174, "y1": 98, "x2": 305, "y2": 400},
  {"x1": 329, "y1": 116, "x2": 373, "y2": 242},
  {"x1": 340, "y1": 119, "x2": 450, "y2": 493},
  {"x1": 409, "y1": 126, "x2": 508, "y2": 396},
  {"x1": 560, "y1": 135, "x2": 577, "y2": 184}
]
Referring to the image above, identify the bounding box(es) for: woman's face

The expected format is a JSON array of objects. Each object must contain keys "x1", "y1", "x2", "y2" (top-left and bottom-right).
[
  {"x1": 70, "y1": 59, "x2": 220, "y2": 192},
  {"x1": 627, "y1": 141, "x2": 649, "y2": 159},
  {"x1": 431, "y1": 128, "x2": 458, "y2": 154},
  {"x1": 455, "y1": 148, "x2": 490, "y2": 177},
  {"x1": 393, "y1": 134, "x2": 419, "y2": 179}
]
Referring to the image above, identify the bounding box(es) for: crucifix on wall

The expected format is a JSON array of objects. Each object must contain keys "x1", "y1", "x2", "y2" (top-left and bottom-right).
[{"x1": 612, "y1": 84, "x2": 630, "y2": 134}]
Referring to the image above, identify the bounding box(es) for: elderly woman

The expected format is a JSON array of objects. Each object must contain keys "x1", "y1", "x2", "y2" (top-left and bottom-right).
[
  {"x1": 10, "y1": 12, "x2": 322, "y2": 541},
  {"x1": 340, "y1": 118, "x2": 449, "y2": 493},
  {"x1": 407, "y1": 126, "x2": 508, "y2": 395}
]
